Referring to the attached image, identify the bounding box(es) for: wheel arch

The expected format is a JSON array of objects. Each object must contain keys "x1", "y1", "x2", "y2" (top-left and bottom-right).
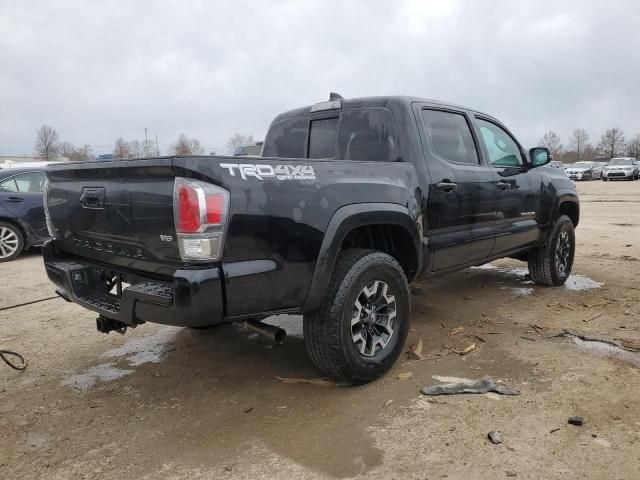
[{"x1": 303, "y1": 203, "x2": 422, "y2": 312}]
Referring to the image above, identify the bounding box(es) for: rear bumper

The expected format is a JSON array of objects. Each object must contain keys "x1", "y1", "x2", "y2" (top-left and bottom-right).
[{"x1": 42, "y1": 240, "x2": 225, "y2": 327}]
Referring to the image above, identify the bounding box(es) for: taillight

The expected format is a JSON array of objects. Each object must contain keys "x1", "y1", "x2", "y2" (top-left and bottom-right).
[{"x1": 173, "y1": 177, "x2": 230, "y2": 262}]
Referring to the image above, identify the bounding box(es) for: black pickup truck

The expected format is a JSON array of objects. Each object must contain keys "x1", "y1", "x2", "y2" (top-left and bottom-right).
[{"x1": 43, "y1": 95, "x2": 579, "y2": 383}]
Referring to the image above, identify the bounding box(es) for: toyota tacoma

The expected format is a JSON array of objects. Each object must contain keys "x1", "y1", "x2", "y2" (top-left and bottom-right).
[{"x1": 43, "y1": 95, "x2": 579, "y2": 383}]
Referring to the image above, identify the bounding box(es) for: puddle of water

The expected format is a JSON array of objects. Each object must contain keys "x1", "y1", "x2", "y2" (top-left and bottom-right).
[
  {"x1": 62, "y1": 363, "x2": 134, "y2": 391},
  {"x1": 472, "y1": 263, "x2": 603, "y2": 292},
  {"x1": 572, "y1": 337, "x2": 640, "y2": 367},
  {"x1": 63, "y1": 327, "x2": 179, "y2": 391},
  {"x1": 102, "y1": 327, "x2": 179, "y2": 366},
  {"x1": 564, "y1": 275, "x2": 604, "y2": 291}
]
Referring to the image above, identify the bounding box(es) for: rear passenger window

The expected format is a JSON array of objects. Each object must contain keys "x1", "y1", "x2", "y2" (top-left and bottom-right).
[
  {"x1": 337, "y1": 110, "x2": 398, "y2": 162},
  {"x1": 262, "y1": 116, "x2": 308, "y2": 158},
  {"x1": 14, "y1": 172, "x2": 46, "y2": 192},
  {"x1": 0, "y1": 178, "x2": 18, "y2": 192},
  {"x1": 422, "y1": 109, "x2": 479, "y2": 165},
  {"x1": 308, "y1": 118, "x2": 339, "y2": 159}
]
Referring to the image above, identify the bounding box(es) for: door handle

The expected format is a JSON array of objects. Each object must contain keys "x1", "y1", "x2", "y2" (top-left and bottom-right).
[
  {"x1": 436, "y1": 181, "x2": 458, "y2": 192},
  {"x1": 5, "y1": 196, "x2": 24, "y2": 203},
  {"x1": 496, "y1": 181, "x2": 511, "y2": 190}
]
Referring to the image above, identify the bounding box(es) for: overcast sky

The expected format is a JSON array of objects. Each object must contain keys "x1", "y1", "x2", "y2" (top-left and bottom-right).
[{"x1": 1, "y1": 0, "x2": 639, "y2": 156}]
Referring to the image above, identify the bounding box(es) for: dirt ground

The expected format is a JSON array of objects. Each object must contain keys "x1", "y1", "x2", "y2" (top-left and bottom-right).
[{"x1": 1, "y1": 180, "x2": 639, "y2": 479}]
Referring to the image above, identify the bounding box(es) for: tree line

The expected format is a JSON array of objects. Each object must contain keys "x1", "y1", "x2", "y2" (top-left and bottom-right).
[
  {"x1": 539, "y1": 127, "x2": 639, "y2": 163},
  {"x1": 33, "y1": 124, "x2": 255, "y2": 160}
]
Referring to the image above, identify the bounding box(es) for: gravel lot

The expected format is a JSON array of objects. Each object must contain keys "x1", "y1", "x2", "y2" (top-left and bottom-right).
[{"x1": 1, "y1": 180, "x2": 639, "y2": 479}]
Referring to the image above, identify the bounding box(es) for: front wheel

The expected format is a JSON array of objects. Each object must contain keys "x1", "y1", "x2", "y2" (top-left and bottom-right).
[
  {"x1": 528, "y1": 215, "x2": 575, "y2": 286},
  {"x1": 303, "y1": 249, "x2": 410, "y2": 384}
]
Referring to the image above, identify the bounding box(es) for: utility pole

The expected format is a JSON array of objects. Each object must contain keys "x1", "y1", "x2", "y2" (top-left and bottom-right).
[
  {"x1": 144, "y1": 128, "x2": 149, "y2": 157},
  {"x1": 156, "y1": 133, "x2": 159, "y2": 156}
]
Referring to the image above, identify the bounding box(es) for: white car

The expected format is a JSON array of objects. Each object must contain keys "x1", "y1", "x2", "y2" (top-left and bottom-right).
[
  {"x1": 602, "y1": 157, "x2": 639, "y2": 181},
  {"x1": 565, "y1": 161, "x2": 603, "y2": 181}
]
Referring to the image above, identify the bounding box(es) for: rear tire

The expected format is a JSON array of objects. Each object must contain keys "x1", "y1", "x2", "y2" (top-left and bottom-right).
[
  {"x1": 528, "y1": 215, "x2": 575, "y2": 286},
  {"x1": 0, "y1": 222, "x2": 24, "y2": 262},
  {"x1": 303, "y1": 249, "x2": 410, "y2": 384}
]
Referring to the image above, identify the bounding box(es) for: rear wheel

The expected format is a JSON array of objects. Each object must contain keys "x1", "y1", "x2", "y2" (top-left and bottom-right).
[
  {"x1": 303, "y1": 249, "x2": 410, "y2": 384},
  {"x1": 528, "y1": 215, "x2": 575, "y2": 286},
  {"x1": 0, "y1": 222, "x2": 24, "y2": 262}
]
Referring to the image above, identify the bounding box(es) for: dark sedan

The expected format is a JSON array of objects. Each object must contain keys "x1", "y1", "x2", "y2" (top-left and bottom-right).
[{"x1": 0, "y1": 167, "x2": 49, "y2": 261}]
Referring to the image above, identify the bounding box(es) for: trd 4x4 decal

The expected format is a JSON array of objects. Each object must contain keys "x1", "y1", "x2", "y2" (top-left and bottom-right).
[{"x1": 220, "y1": 163, "x2": 316, "y2": 181}]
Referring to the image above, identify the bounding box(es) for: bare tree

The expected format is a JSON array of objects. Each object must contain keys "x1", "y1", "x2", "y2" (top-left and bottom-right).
[
  {"x1": 170, "y1": 134, "x2": 204, "y2": 155},
  {"x1": 113, "y1": 137, "x2": 131, "y2": 159},
  {"x1": 69, "y1": 144, "x2": 94, "y2": 162},
  {"x1": 34, "y1": 124, "x2": 61, "y2": 160},
  {"x1": 129, "y1": 139, "x2": 146, "y2": 158},
  {"x1": 567, "y1": 128, "x2": 590, "y2": 162},
  {"x1": 626, "y1": 134, "x2": 640, "y2": 159},
  {"x1": 60, "y1": 141, "x2": 94, "y2": 161},
  {"x1": 226, "y1": 133, "x2": 254, "y2": 153},
  {"x1": 538, "y1": 131, "x2": 563, "y2": 159},
  {"x1": 597, "y1": 127, "x2": 625, "y2": 159}
]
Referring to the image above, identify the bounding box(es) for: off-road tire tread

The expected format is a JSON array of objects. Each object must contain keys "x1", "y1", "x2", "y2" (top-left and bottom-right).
[
  {"x1": 528, "y1": 214, "x2": 574, "y2": 286},
  {"x1": 303, "y1": 249, "x2": 409, "y2": 383}
]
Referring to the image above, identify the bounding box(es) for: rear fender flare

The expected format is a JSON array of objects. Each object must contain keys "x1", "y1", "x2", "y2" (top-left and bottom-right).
[{"x1": 302, "y1": 203, "x2": 422, "y2": 312}]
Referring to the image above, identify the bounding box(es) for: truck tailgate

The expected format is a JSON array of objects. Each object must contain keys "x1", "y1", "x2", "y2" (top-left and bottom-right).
[{"x1": 46, "y1": 158, "x2": 182, "y2": 276}]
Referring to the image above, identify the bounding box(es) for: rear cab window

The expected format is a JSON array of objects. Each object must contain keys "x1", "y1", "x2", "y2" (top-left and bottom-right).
[{"x1": 263, "y1": 108, "x2": 399, "y2": 162}]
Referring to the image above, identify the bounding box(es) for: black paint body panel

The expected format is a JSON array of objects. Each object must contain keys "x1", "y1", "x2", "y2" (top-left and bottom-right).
[{"x1": 44, "y1": 96, "x2": 578, "y2": 326}]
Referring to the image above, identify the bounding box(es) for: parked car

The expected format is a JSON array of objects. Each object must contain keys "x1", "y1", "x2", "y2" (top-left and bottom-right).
[
  {"x1": 0, "y1": 167, "x2": 49, "y2": 261},
  {"x1": 602, "y1": 157, "x2": 639, "y2": 181},
  {"x1": 565, "y1": 161, "x2": 602, "y2": 180},
  {"x1": 42, "y1": 95, "x2": 579, "y2": 383}
]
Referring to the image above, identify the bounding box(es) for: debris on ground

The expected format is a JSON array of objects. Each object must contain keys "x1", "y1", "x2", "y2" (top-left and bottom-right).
[
  {"x1": 583, "y1": 312, "x2": 603, "y2": 323},
  {"x1": 383, "y1": 399, "x2": 394, "y2": 407},
  {"x1": 445, "y1": 343, "x2": 477, "y2": 355},
  {"x1": 550, "y1": 427, "x2": 561, "y2": 433},
  {"x1": 568, "y1": 416, "x2": 584, "y2": 426},
  {"x1": 420, "y1": 377, "x2": 520, "y2": 396},
  {"x1": 554, "y1": 329, "x2": 640, "y2": 352},
  {"x1": 275, "y1": 377, "x2": 340, "y2": 387},
  {"x1": 397, "y1": 372, "x2": 414, "y2": 380},
  {"x1": 408, "y1": 338, "x2": 423, "y2": 360},
  {"x1": 488, "y1": 431, "x2": 504, "y2": 444},
  {"x1": 448, "y1": 326, "x2": 465, "y2": 336},
  {"x1": 506, "y1": 471, "x2": 518, "y2": 477}
]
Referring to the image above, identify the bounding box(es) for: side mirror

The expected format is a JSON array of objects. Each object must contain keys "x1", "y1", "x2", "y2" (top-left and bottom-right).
[{"x1": 529, "y1": 147, "x2": 552, "y2": 168}]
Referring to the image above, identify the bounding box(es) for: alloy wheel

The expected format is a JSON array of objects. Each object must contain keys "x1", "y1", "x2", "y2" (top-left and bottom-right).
[
  {"x1": 0, "y1": 227, "x2": 19, "y2": 259},
  {"x1": 555, "y1": 230, "x2": 571, "y2": 275},
  {"x1": 351, "y1": 280, "x2": 397, "y2": 357}
]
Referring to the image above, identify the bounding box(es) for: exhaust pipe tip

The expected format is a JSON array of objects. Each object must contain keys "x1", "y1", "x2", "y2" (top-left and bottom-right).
[{"x1": 245, "y1": 319, "x2": 287, "y2": 344}]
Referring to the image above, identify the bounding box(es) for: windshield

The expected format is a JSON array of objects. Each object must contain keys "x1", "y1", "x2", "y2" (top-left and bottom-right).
[
  {"x1": 608, "y1": 159, "x2": 633, "y2": 166},
  {"x1": 573, "y1": 162, "x2": 591, "y2": 168}
]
